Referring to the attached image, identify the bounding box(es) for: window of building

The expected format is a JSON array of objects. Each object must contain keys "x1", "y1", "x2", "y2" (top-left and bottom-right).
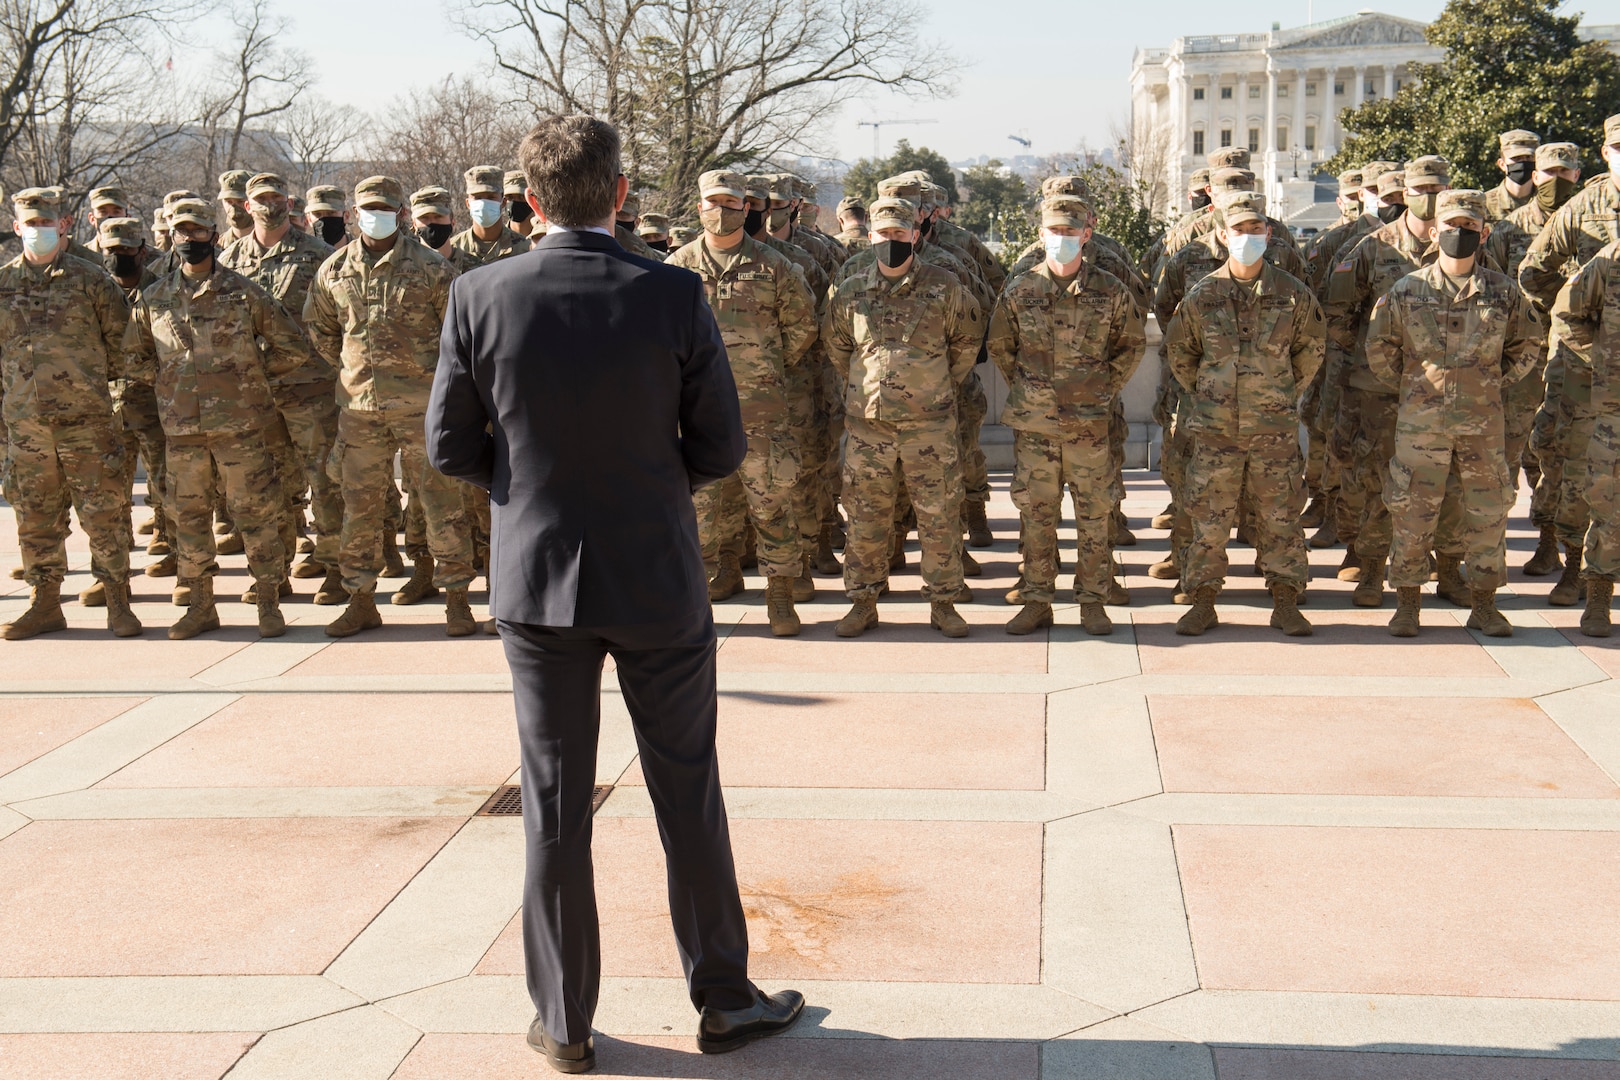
[
  {"x1": 1248, "y1": 85, "x2": 1261, "y2": 98},
  {"x1": 1305, "y1": 125, "x2": 1317, "y2": 151},
  {"x1": 1248, "y1": 128, "x2": 1260, "y2": 152},
  {"x1": 1394, "y1": 78, "x2": 1404, "y2": 91},
  {"x1": 1306, "y1": 82, "x2": 1317, "y2": 96},
  {"x1": 1277, "y1": 84, "x2": 1289, "y2": 98},
  {"x1": 1220, "y1": 128, "x2": 1232, "y2": 147},
  {"x1": 1220, "y1": 86, "x2": 1232, "y2": 100},
  {"x1": 1277, "y1": 126, "x2": 1288, "y2": 150},
  {"x1": 1365, "y1": 80, "x2": 1376, "y2": 95},
  {"x1": 1193, "y1": 130, "x2": 1205, "y2": 155},
  {"x1": 1193, "y1": 86, "x2": 1205, "y2": 100},
  {"x1": 1334, "y1": 81, "x2": 1345, "y2": 95}
]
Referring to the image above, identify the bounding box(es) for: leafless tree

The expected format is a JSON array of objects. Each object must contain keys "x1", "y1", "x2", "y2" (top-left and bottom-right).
[
  {"x1": 193, "y1": 0, "x2": 309, "y2": 182},
  {"x1": 277, "y1": 94, "x2": 367, "y2": 190},
  {"x1": 359, "y1": 75, "x2": 534, "y2": 211},
  {"x1": 1111, "y1": 112, "x2": 1174, "y2": 218}
]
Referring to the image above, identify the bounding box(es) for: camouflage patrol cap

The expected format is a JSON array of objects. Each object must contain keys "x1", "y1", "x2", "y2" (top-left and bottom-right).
[
  {"x1": 637, "y1": 213, "x2": 670, "y2": 237},
  {"x1": 96, "y1": 217, "x2": 144, "y2": 249},
  {"x1": 354, "y1": 176, "x2": 404, "y2": 210},
  {"x1": 876, "y1": 175, "x2": 924, "y2": 200},
  {"x1": 918, "y1": 182, "x2": 948, "y2": 210},
  {"x1": 247, "y1": 172, "x2": 289, "y2": 198},
  {"x1": 504, "y1": 170, "x2": 527, "y2": 197},
  {"x1": 164, "y1": 189, "x2": 202, "y2": 207},
  {"x1": 1210, "y1": 167, "x2": 1256, "y2": 194},
  {"x1": 409, "y1": 185, "x2": 455, "y2": 218},
  {"x1": 1404, "y1": 155, "x2": 1450, "y2": 187},
  {"x1": 463, "y1": 165, "x2": 503, "y2": 197},
  {"x1": 151, "y1": 207, "x2": 168, "y2": 231},
  {"x1": 290, "y1": 195, "x2": 306, "y2": 215},
  {"x1": 1040, "y1": 195, "x2": 1092, "y2": 229},
  {"x1": 1360, "y1": 161, "x2": 1399, "y2": 189},
  {"x1": 1604, "y1": 114, "x2": 1620, "y2": 147},
  {"x1": 1188, "y1": 168, "x2": 1211, "y2": 192},
  {"x1": 306, "y1": 185, "x2": 345, "y2": 213},
  {"x1": 1207, "y1": 146, "x2": 1250, "y2": 170},
  {"x1": 88, "y1": 185, "x2": 127, "y2": 209},
  {"x1": 867, "y1": 196, "x2": 917, "y2": 231},
  {"x1": 698, "y1": 170, "x2": 747, "y2": 199},
  {"x1": 1536, "y1": 142, "x2": 1582, "y2": 172},
  {"x1": 1377, "y1": 170, "x2": 1407, "y2": 197},
  {"x1": 619, "y1": 191, "x2": 641, "y2": 217},
  {"x1": 744, "y1": 174, "x2": 772, "y2": 201},
  {"x1": 669, "y1": 225, "x2": 699, "y2": 246},
  {"x1": 1337, "y1": 169, "x2": 1363, "y2": 195},
  {"x1": 168, "y1": 198, "x2": 216, "y2": 227},
  {"x1": 1498, "y1": 129, "x2": 1540, "y2": 159},
  {"x1": 1041, "y1": 175, "x2": 1091, "y2": 198},
  {"x1": 1217, "y1": 191, "x2": 1268, "y2": 228},
  {"x1": 836, "y1": 195, "x2": 865, "y2": 214},
  {"x1": 766, "y1": 175, "x2": 794, "y2": 202},
  {"x1": 1436, "y1": 188, "x2": 1487, "y2": 223},
  {"x1": 11, "y1": 187, "x2": 62, "y2": 216},
  {"x1": 217, "y1": 169, "x2": 252, "y2": 200}
]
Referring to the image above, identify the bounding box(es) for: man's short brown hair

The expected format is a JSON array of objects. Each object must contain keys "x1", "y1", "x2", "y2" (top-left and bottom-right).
[{"x1": 518, "y1": 115, "x2": 622, "y2": 228}]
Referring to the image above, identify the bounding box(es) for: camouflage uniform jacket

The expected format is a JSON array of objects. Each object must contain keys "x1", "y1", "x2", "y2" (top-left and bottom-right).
[
  {"x1": 110, "y1": 264, "x2": 162, "y2": 410},
  {"x1": 1011, "y1": 240, "x2": 1150, "y2": 313},
  {"x1": 1324, "y1": 217, "x2": 1438, "y2": 393},
  {"x1": 935, "y1": 217, "x2": 1006, "y2": 294},
  {"x1": 1485, "y1": 180, "x2": 1534, "y2": 223},
  {"x1": 987, "y1": 261, "x2": 1146, "y2": 434},
  {"x1": 838, "y1": 242, "x2": 990, "y2": 323},
  {"x1": 1167, "y1": 209, "x2": 1299, "y2": 263},
  {"x1": 615, "y1": 224, "x2": 663, "y2": 261},
  {"x1": 1303, "y1": 212, "x2": 1381, "y2": 296},
  {"x1": 1483, "y1": 199, "x2": 1553, "y2": 281},
  {"x1": 786, "y1": 224, "x2": 843, "y2": 276},
  {"x1": 664, "y1": 235, "x2": 818, "y2": 433},
  {"x1": 219, "y1": 228, "x2": 336, "y2": 387},
  {"x1": 1549, "y1": 239, "x2": 1620, "y2": 414},
  {"x1": 758, "y1": 235, "x2": 828, "y2": 313},
  {"x1": 125, "y1": 264, "x2": 311, "y2": 437},
  {"x1": 1154, "y1": 230, "x2": 1306, "y2": 330},
  {"x1": 303, "y1": 233, "x2": 457, "y2": 411},
  {"x1": 837, "y1": 229, "x2": 871, "y2": 254},
  {"x1": 823, "y1": 260, "x2": 979, "y2": 424},
  {"x1": 1164, "y1": 262, "x2": 1326, "y2": 438},
  {"x1": 1365, "y1": 262, "x2": 1541, "y2": 436},
  {"x1": 1518, "y1": 178, "x2": 1620, "y2": 313},
  {"x1": 449, "y1": 224, "x2": 531, "y2": 268},
  {"x1": 0, "y1": 250, "x2": 129, "y2": 425}
]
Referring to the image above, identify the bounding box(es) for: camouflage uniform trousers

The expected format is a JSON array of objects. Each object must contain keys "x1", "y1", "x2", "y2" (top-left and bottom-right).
[
  {"x1": 842, "y1": 415, "x2": 964, "y2": 601},
  {"x1": 1503, "y1": 369, "x2": 1543, "y2": 506},
  {"x1": 1181, "y1": 431, "x2": 1309, "y2": 593},
  {"x1": 1345, "y1": 388, "x2": 1402, "y2": 558},
  {"x1": 275, "y1": 388, "x2": 343, "y2": 572},
  {"x1": 167, "y1": 430, "x2": 286, "y2": 588},
  {"x1": 1329, "y1": 383, "x2": 1373, "y2": 545},
  {"x1": 1164, "y1": 391, "x2": 1196, "y2": 573},
  {"x1": 820, "y1": 364, "x2": 846, "y2": 528},
  {"x1": 4, "y1": 417, "x2": 130, "y2": 587},
  {"x1": 115, "y1": 381, "x2": 172, "y2": 549},
  {"x1": 788, "y1": 357, "x2": 829, "y2": 552},
  {"x1": 1529, "y1": 351, "x2": 1567, "y2": 531},
  {"x1": 1582, "y1": 418, "x2": 1620, "y2": 581},
  {"x1": 1386, "y1": 430, "x2": 1511, "y2": 589},
  {"x1": 695, "y1": 429, "x2": 802, "y2": 578},
  {"x1": 957, "y1": 369, "x2": 990, "y2": 511},
  {"x1": 1301, "y1": 364, "x2": 1328, "y2": 498},
  {"x1": 462, "y1": 481, "x2": 491, "y2": 571},
  {"x1": 1012, "y1": 424, "x2": 1113, "y2": 604},
  {"x1": 336, "y1": 407, "x2": 475, "y2": 595},
  {"x1": 1551, "y1": 367, "x2": 1595, "y2": 549}
]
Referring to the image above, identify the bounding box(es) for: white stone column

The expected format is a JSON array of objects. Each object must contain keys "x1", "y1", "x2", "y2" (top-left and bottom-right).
[
  {"x1": 1353, "y1": 64, "x2": 1366, "y2": 110},
  {"x1": 1173, "y1": 70, "x2": 1190, "y2": 159},
  {"x1": 1383, "y1": 65, "x2": 1395, "y2": 100},
  {"x1": 1292, "y1": 68, "x2": 1307, "y2": 166},
  {"x1": 1322, "y1": 67, "x2": 1337, "y2": 158},
  {"x1": 1265, "y1": 63, "x2": 1278, "y2": 154},
  {"x1": 1238, "y1": 73, "x2": 1251, "y2": 149}
]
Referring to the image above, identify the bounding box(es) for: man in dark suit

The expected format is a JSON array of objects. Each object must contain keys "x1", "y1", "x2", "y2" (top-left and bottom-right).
[{"x1": 426, "y1": 115, "x2": 804, "y2": 1074}]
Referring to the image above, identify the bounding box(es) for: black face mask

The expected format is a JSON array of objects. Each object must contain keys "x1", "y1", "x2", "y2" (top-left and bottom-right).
[
  {"x1": 104, "y1": 252, "x2": 141, "y2": 279},
  {"x1": 507, "y1": 199, "x2": 533, "y2": 223},
  {"x1": 1190, "y1": 192, "x2": 1212, "y2": 210},
  {"x1": 743, "y1": 207, "x2": 766, "y2": 235},
  {"x1": 1438, "y1": 227, "x2": 1481, "y2": 259},
  {"x1": 873, "y1": 239, "x2": 913, "y2": 268},
  {"x1": 178, "y1": 239, "x2": 213, "y2": 266},
  {"x1": 1378, "y1": 202, "x2": 1405, "y2": 222},
  {"x1": 319, "y1": 217, "x2": 347, "y2": 245},
  {"x1": 1505, "y1": 160, "x2": 1535, "y2": 186},
  {"x1": 917, "y1": 216, "x2": 932, "y2": 241},
  {"x1": 419, "y1": 223, "x2": 454, "y2": 248},
  {"x1": 1537, "y1": 176, "x2": 1579, "y2": 213},
  {"x1": 646, "y1": 239, "x2": 669, "y2": 253}
]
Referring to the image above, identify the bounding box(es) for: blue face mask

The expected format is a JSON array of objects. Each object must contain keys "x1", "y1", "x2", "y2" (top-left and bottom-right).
[
  {"x1": 468, "y1": 199, "x2": 502, "y2": 228},
  {"x1": 1228, "y1": 232, "x2": 1268, "y2": 267},
  {"x1": 1043, "y1": 233, "x2": 1082, "y2": 266},
  {"x1": 357, "y1": 209, "x2": 397, "y2": 240},
  {"x1": 20, "y1": 225, "x2": 58, "y2": 258}
]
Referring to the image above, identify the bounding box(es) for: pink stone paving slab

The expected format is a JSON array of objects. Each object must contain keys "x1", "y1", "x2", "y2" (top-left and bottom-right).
[
  {"x1": 99, "y1": 693, "x2": 518, "y2": 788},
  {"x1": 0, "y1": 635, "x2": 255, "y2": 682},
  {"x1": 1539, "y1": 609, "x2": 1620, "y2": 677},
  {"x1": 1133, "y1": 606, "x2": 1505, "y2": 677},
  {"x1": 1176, "y1": 825, "x2": 1620, "y2": 999},
  {"x1": 1213, "y1": 1048, "x2": 1620, "y2": 1079},
  {"x1": 393, "y1": 1034, "x2": 1040, "y2": 1079},
  {"x1": 618, "y1": 692, "x2": 1045, "y2": 790},
  {"x1": 1149, "y1": 695, "x2": 1619, "y2": 798},
  {"x1": 717, "y1": 605, "x2": 1048, "y2": 674},
  {"x1": 476, "y1": 818, "x2": 1043, "y2": 983},
  {"x1": 0, "y1": 1033, "x2": 257, "y2": 1080},
  {"x1": 0, "y1": 697, "x2": 145, "y2": 777},
  {"x1": 0, "y1": 817, "x2": 460, "y2": 976},
  {"x1": 286, "y1": 633, "x2": 510, "y2": 676}
]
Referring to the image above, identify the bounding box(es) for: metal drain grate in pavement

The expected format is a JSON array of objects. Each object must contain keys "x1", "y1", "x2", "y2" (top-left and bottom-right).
[{"x1": 476, "y1": 784, "x2": 614, "y2": 816}]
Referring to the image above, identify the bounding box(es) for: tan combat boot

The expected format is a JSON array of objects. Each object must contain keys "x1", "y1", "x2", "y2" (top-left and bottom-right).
[
  {"x1": 1151, "y1": 502, "x2": 1175, "y2": 530},
  {"x1": 172, "y1": 582, "x2": 191, "y2": 606},
  {"x1": 1549, "y1": 545, "x2": 1585, "y2": 606},
  {"x1": 1269, "y1": 583, "x2": 1313, "y2": 637},
  {"x1": 708, "y1": 553, "x2": 744, "y2": 601},
  {"x1": 1389, "y1": 586, "x2": 1422, "y2": 637},
  {"x1": 1352, "y1": 557, "x2": 1386, "y2": 607},
  {"x1": 146, "y1": 526, "x2": 172, "y2": 556},
  {"x1": 1581, "y1": 578, "x2": 1614, "y2": 638},
  {"x1": 145, "y1": 553, "x2": 177, "y2": 577},
  {"x1": 3, "y1": 581, "x2": 67, "y2": 640},
  {"x1": 1523, "y1": 525, "x2": 1561, "y2": 576},
  {"x1": 765, "y1": 575, "x2": 801, "y2": 637},
  {"x1": 325, "y1": 590, "x2": 382, "y2": 637},
  {"x1": 257, "y1": 591, "x2": 285, "y2": 638},
  {"x1": 962, "y1": 549, "x2": 982, "y2": 577},
  {"x1": 1080, "y1": 602, "x2": 1113, "y2": 636},
  {"x1": 1466, "y1": 587, "x2": 1513, "y2": 637},
  {"x1": 1335, "y1": 541, "x2": 1361, "y2": 581},
  {"x1": 291, "y1": 555, "x2": 326, "y2": 579},
  {"x1": 1003, "y1": 578, "x2": 1025, "y2": 605},
  {"x1": 10, "y1": 565, "x2": 27, "y2": 580},
  {"x1": 314, "y1": 567, "x2": 348, "y2": 606},
  {"x1": 80, "y1": 579, "x2": 107, "y2": 607},
  {"x1": 1005, "y1": 600, "x2": 1052, "y2": 636},
  {"x1": 1300, "y1": 495, "x2": 1328, "y2": 530},
  {"x1": 169, "y1": 577, "x2": 220, "y2": 640},
  {"x1": 793, "y1": 554, "x2": 815, "y2": 602},
  {"x1": 1148, "y1": 557, "x2": 1178, "y2": 580},
  {"x1": 380, "y1": 532, "x2": 406, "y2": 577},
  {"x1": 1106, "y1": 575, "x2": 1130, "y2": 605},
  {"x1": 444, "y1": 589, "x2": 476, "y2": 637},
  {"x1": 929, "y1": 599, "x2": 968, "y2": 638},
  {"x1": 1435, "y1": 554, "x2": 1470, "y2": 607},
  {"x1": 1175, "y1": 585, "x2": 1219, "y2": 636},
  {"x1": 216, "y1": 531, "x2": 245, "y2": 555},
  {"x1": 241, "y1": 578, "x2": 293, "y2": 604},
  {"x1": 393, "y1": 555, "x2": 438, "y2": 605},
  {"x1": 1310, "y1": 513, "x2": 1340, "y2": 549},
  {"x1": 137, "y1": 515, "x2": 155, "y2": 536},
  {"x1": 1111, "y1": 509, "x2": 1137, "y2": 547},
  {"x1": 813, "y1": 524, "x2": 841, "y2": 575},
  {"x1": 964, "y1": 501, "x2": 993, "y2": 548},
  {"x1": 105, "y1": 580, "x2": 142, "y2": 638},
  {"x1": 835, "y1": 598, "x2": 879, "y2": 638}
]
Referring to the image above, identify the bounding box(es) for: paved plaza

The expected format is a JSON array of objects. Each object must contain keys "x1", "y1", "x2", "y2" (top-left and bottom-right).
[{"x1": 1, "y1": 472, "x2": 1618, "y2": 1079}]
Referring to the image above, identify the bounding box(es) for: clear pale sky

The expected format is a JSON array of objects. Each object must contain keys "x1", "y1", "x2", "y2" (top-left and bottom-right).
[{"x1": 236, "y1": 0, "x2": 1618, "y2": 166}]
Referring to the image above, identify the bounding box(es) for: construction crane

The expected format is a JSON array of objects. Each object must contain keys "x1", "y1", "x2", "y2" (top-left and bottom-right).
[{"x1": 857, "y1": 118, "x2": 937, "y2": 159}]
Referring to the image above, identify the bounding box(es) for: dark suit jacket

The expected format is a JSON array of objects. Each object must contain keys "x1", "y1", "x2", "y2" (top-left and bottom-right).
[{"x1": 427, "y1": 229, "x2": 745, "y2": 627}]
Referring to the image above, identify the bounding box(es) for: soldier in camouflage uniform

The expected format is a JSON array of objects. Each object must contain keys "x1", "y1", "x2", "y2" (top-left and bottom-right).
[
  {"x1": 1517, "y1": 115, "x2": 1620, "y2": 608},
  {"x1": 637, "y1": 213, "x2": 671, "y2": 253},
  {"x1": 219, "y1": 172, "x2": 342, "y2": 603},
  {"x1": 1162, "y1": 147, "x2": 1300, "y2": 265},
  {"x1": 1484, "y1": 129, "x2": 1540, "y2": 223},
  {"x1": 125, "y1": 198, "x2": 311, "y2": 639},
  {"x1": 1551, "y1": 236, "x2": 1620, "y2": 636},
  {"x1": 0, "y1": 187, "x2": 140, "y2": 640},
  {"x1": 669, "y1": 225, "x2": 699, "y2": 248},
  {"x1": 84, "y1": 186, "x2": 133, "y2": 253},
  {"x1": 303, "y1": 176, "x2": 477, "y2": 638},
  {"x1": 834, "y1": 196, "x2": 869, "y2": 252},
  {"x1": 218, "y1": 170, "x2": 255, "y2": 245},
  {"x1": 989, "y1": 194, "x2": 1145, "y2": 637},
  {"x1": 666, "y1": 169, "x2": 819, "y2": 636},
  {"x1": 823, "y1": 196, "x2": 980, "y2": 638},
  {"x1": 769, "y1": 175, "x2": 842, "y2": 277},
  {"x1": 452, "y1": 166, "x2": 532, "y2": 266},
  {"x1": 1367, "y1": 190, "x2": 1542, "y2": 638},
  {"x1": 1163, "y1": 192, "x2": 1325, "y2": 638},
  {"x1": 612, "y1": 190, "x2": 663, "y2": 260},
  {"x1": 308, "y1": 185, "x2": 351, "y2": 248},
  {"x1": 151, "y1": 207, "x2": 172, "y2": 255},
  {"x1": 503, "y1": 170, "x2": 537, "y2": 239}
]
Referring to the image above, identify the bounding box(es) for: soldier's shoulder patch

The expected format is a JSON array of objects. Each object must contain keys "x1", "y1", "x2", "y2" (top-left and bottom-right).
[
  {"x1": 1372, "y1": 294, "x2": 1389, "y2": 312},
  {"x1": 1334, "y1": 258, "x2": 1355, "y2": 274}
]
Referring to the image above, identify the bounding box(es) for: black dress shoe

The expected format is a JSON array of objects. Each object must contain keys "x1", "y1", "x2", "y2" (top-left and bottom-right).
[
  {"x1": 697, "y1": 987, "x2": 805, "y2": 1054},
  {"x1": 527, "y1": 1015, "x2": 595, "y2": 1073}
]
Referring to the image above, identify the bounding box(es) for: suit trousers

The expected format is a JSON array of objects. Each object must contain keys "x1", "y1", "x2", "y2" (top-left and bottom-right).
[{"x1": 499, "y1": 614, "x2": 753, "y2": 1044}]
